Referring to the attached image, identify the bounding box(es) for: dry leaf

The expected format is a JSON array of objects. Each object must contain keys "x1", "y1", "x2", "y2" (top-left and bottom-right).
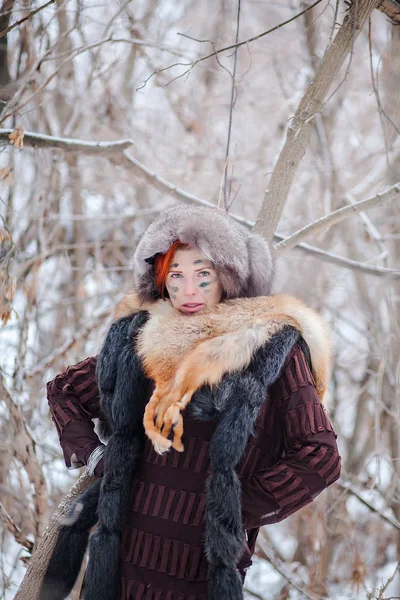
[
  {"x1": 9, "y1": 127, "x2": 24, "y2": 150},
  {"x1": 4, "y1": 276, "x2": 16, "y2": 301},
  {"x1": 0, "y1": 167, "x2": 14, "y2": 185},
  {"x1": 1, "y1": 299, "x2": 11, "y2": 325},
  {"x1": 0, "y1": 227, "x2": 11, "y2": 243}
]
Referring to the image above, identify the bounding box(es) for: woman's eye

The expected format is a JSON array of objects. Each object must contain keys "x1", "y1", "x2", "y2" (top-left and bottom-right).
[
  {"x1": 198, "y1": 271, "x2": 210, "y2": 277},
  {"x1": 170, "y1": 273, "x2": 183, "y2": 279}
]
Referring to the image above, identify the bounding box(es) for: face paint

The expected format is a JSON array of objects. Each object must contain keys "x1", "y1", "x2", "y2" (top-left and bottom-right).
[
  {"x1": 165, "y1": 284, "x2": 177, "y2": 300},
  {"x1": 166, "y1": 247, "x2": 223, "y2": 314}
]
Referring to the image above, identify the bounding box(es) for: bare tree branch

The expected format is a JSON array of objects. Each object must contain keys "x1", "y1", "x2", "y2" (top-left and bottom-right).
[
  {"x1": 281, "y1": 236, "x2": 400, "y2": 278},
  {"x1": 0, "y1": 502, "x2": 34, "y2": 553},
  {"x1": 276, "y1": 182, "x2": 400, "y2": 254},
  {"x1": 0, "y1": 376, "x2": 48, "y2": 537},
  {"x1": 338, "y1": 478, "x2": 400, "y2": 531},
  {"x1": 0, "y1": 0, "x2": 56, "y2": 39},
  {"x1": 3, "y1": 129, "x2": 400, "y2": 279},
  {"x1": 137, "y1": 0, "x2": 325, "y2": 90},
  {"x1": 254, "y1": 0, "x2": 380, "y2": 241},
  {"x1": 377, "y1": 0, "x2": 400, "y2": 24},
  {"x1": 0, "y1": 128, "x2": 134, "y2": 154},
  {"x1": 256, "y1": 530, "x2": 320, "y2": 600}
]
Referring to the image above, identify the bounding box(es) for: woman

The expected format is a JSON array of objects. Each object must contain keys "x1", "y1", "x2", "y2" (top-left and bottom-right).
[{"x1": 43, "y1": 205, "x2": 341, "y2": 600}]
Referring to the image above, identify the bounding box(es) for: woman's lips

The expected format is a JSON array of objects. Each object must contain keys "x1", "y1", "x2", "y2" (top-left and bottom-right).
[{"x1": 180, "y1": 303, "x2": 205, "y2": 314}]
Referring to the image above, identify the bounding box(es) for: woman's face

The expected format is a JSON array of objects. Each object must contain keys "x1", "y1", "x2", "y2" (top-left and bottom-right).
[{"x1": 165, "y1": 247, "x2": 223, "y2": 314}]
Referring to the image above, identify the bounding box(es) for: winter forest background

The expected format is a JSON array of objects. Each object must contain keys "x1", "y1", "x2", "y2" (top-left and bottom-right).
[{"x1": 0, "y1": 0, "x2": 400, "y2": 598}]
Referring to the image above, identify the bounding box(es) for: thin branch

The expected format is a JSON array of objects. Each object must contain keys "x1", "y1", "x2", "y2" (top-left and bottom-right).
[
  {"x1": 4, "y1": 129, "x2": 400, "y2": 279},
  {"x1": 223, "y1": 0, "x2": 241, "y2": 211},
  {"x1": 280, "y1": 236, "x2": 400, "y2": 279},
  {"x1": 254, "y1": 0, "x2": 380, "y2": 242},
  {"x1": 0, "y1": 502, "x2": 34, "y2": 554},
  {"x1": 1, "y1": 34, "x2": 197, "y2": 122},
  {"x1": 377, "y1": 0, "x2": 400, "y2": 24},
  {"x1": 0, "y1": 128, "x2": 134, "y2": 154},
  {"x1": 137, "y1": 0, "x2": 325, "y2": 90},
  {"x1": 0, "y1": 376, "x2": 48, "y2": 537},
  {"x1": 0, "y1": 0, "x2": 56, "y2": 39},
  {"x1": 338, "y1": 478, "x2": 400, "y2": 531},
  {"x1": 22, "y1": 308, "x2": 110, "y2": 378},
  {"x1": 256, "y1": 531, "x2": 320, "y2": 600},
  {"x1": 276, "y1": 182, "x2": 400, "y2": 254},
  {"x1": 120, "y1": 150, "x2": 215, "y2": 208},
  {"x1": 40, "y1": 36, "x2": 195, "y2": 63},
  {"x1": 0, "y1": 20, "x2": 77, "y2": 122}
]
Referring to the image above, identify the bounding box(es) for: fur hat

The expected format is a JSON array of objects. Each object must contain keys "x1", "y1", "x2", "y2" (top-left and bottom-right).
[{"x1": 133, "y1": 205, "x2": 275, "y2": 302}]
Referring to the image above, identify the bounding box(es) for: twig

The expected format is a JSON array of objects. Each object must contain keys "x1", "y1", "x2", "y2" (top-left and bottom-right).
[
  {"x1": 254, "y1": 0, "x2": 380, "y2": 242},
  {"x1": 276, "y1": 182, "x2": 400, "y2": 254},
  {"x1": 223, "y1": 0, "x2": 241, "y2": 211},
  {"x1": 256, "y1": 531, "x2": 320, "y2": 600},
  {"x1": 0, "y1": 376, "x2": 48, "y2": 538},
  {"x1": 137, "y1": 0, "x2": 325, "y2": 90},
  {"x1": 367, "y1": 562, "x2": 400, "y2": 600},
  {"x1": 0, "y1": 0, "x2": 56, "y2": 39},
  {"x1": 283, "y1": 237, "x2": 400, "y2": 279},
  {"x1": 22, "y1": 308, "x2": 109, "y2": 378},
  {"x1": 40, "y1": 36, "x2": 195, "y2": 63},
  {"x1": 3, "y1": 129, "x2": 400, "y2": 279},
  {"x1": 377, "y1": 0, "x2": 400, "y2": 24},
  {"x1": 368, "y1": 18, "x2": 399, "y2": 172},
  {"x1": 329, "y1": 0, "x2": 341, "y2": 44},
  {"x1": 338, "y1": 478, "x2": 400, "y2": 531},
  {"x1": 0, "y1": 502, "x2": 34, "y2": 554}
]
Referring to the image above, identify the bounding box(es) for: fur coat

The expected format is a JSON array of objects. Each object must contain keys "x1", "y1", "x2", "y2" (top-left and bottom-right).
[{"x1": 41, "y1": 294, "x2": 333, "y2": 600}]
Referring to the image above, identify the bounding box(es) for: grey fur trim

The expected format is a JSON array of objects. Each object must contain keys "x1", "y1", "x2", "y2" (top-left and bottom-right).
[
  {"x1": 133, "y1": 205, "x2": 275, "y2": 301},
  {"x1": 202, "y1": 326, "x2": 300, "y2": 599},
  {"x1": 40, "y1": 480, "x2": 101, "y2": 600},
  {"x1": 40, "y1": 313, "x2": 150, "y2": 600},
  {"x1": 84, "y1": 312, "x2": 150, "y2": 599}
]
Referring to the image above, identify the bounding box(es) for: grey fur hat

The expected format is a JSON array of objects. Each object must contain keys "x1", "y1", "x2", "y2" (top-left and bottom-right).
[{"x1": 133, "y1": 205, "x2": 275, "y2": 302}]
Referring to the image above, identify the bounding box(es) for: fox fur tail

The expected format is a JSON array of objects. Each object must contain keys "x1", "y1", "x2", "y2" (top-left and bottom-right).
[{"x1": 135, "y1": 294, "x2": 331, "y2": 454}]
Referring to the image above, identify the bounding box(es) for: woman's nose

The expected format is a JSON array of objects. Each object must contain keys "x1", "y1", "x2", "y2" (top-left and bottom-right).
[{"x1": 183, "y1": 278, "x2": 197, "y2": 295}]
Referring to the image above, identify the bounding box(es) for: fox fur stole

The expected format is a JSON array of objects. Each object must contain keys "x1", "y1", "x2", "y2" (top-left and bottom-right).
[{"x1": 115, "y1": 293, "x2": 331, "y2": 455}]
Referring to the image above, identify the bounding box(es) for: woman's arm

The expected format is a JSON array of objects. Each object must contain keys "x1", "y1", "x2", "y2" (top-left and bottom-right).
[
  {"x1": 47, "y1": 356, "x2": 106, "y2": 477},
  {"x1": 241, "y1": 344, "x2": 341, "y2": 530}
]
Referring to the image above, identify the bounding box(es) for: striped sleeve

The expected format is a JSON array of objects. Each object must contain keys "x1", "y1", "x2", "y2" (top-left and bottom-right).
[
  {"x1": 241, "y1": 344, "x2": 341, "y2": 529},
  {"x1": 47, "y1": 356, "x2": 105, "y2": 474}
]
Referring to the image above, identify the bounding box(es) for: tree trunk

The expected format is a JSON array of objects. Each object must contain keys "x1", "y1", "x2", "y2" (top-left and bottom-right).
[
  {"x1": 254, "y1": 0, "x2": 380, "y2": 241},
  {"x1": 15, "y1": 472, "x2": 93, "y2": 600}
]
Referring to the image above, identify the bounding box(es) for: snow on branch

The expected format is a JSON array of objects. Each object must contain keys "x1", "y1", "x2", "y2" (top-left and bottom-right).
[
  {"x1": 276, "y1": 182, "x2": 400, "y2": 254},
  {"x1": 0, "y1": 128, "x2": 134, "y2": 155},
  {"x1": 3, "y1": 128, "x2": 400, "y2": 279}
]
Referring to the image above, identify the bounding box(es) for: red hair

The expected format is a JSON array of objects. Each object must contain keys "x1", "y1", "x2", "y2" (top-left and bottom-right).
[{"x1": 154, "y1": 240, "x2": 189, "y2": 298}]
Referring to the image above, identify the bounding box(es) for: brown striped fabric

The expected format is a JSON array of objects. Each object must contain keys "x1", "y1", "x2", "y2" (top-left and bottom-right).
[{"x1": 47, "y1": 343, "x2": 341, "y2": 599}]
